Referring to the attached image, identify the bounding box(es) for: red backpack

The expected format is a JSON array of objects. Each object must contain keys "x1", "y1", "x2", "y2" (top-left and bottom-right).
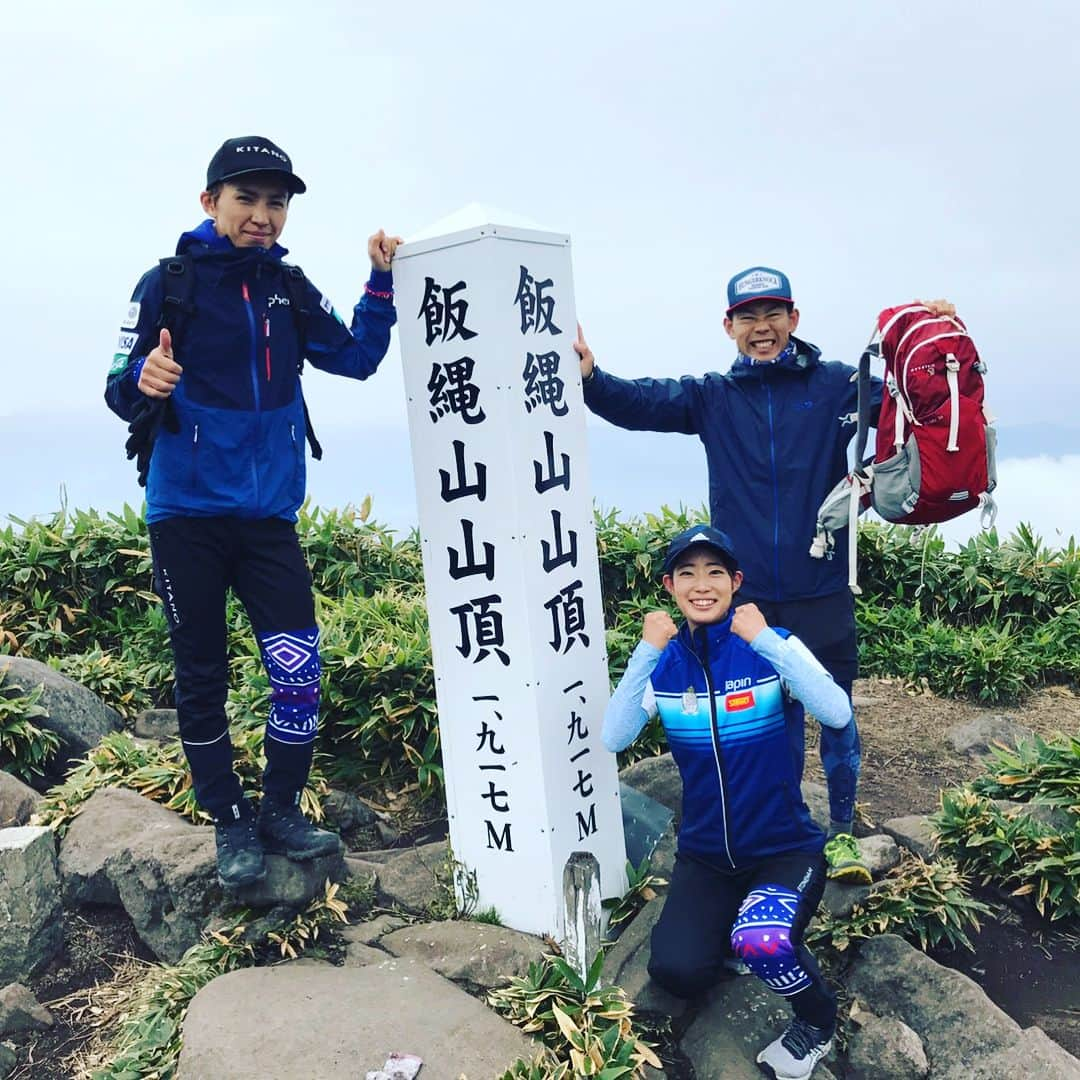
[{"x1": 811, "y1": 303, "x2": 998, "y2": 590}]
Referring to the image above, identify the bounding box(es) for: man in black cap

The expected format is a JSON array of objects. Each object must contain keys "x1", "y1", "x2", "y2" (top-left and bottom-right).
[{"x1": 106, "y1": 136, "x2": 401, "y2": 887}]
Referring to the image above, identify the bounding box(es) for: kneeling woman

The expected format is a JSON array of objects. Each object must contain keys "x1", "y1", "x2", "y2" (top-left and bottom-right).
[{"x1": 603, "y1": 526, "x2": 854, "y2": 1080}]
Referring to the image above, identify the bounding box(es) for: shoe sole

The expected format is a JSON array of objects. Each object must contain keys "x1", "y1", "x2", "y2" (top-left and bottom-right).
[
  {"x1": 260, "y1": 840, "x2": 343, "y2": 861},
  {"x1": 756, "y1": 1040, "x2": 833, "y2": 1080},
  {"x1": 827, "y1": 864, "x2": 872, "y2": 885},
  {"x1": 218, "y1": 866, "x2": 268, "y2": 889}
]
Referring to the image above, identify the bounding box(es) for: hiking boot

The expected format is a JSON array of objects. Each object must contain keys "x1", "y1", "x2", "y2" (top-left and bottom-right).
[
  {"x1": 214, "y1": 812, "x2": 267, "y2": 888},
  {"x1": 824, "y1": 832, "x2": 872, "y2": 885},
  {"x1": 258, "y1": 799, "x2": 342, "y2": 861},
  {"x1": 756, "y1": 1017, "x2": 834, "y2": 1080}
]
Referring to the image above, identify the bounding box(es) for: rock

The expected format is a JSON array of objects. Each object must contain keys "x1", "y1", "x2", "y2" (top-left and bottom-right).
[
  {"x1": 881, "y1": 815, "x2": 937, "y2": 861},
  {"x1": 0, "y1": 772, "x2": 41, "y2": 828},
  {"x1": 822, "y1": 880, "x2": 871, "y2": 920},
  {"x1": 848, "y1": 934, "x2": 1080, "y2": 1079},
  {"x1": 176, "y1": 960, "x2": 533, "y2": 1079},
  {"x1": 321, "y1": 789, "x2": 378, "y2": 831},
  {"x1": 61, "y1": 788, "x2": 345, "y2": 962},
  {"x1": 59, "y1": 788, "x2": 215, "y2": 929},
  {"x1": 340, "y1": 914, "x2": 409, "y2": 946},
  {"x1": 342, "y1": 941, "x2": 385, "y2": 967},
  {"x1": 946, "y1": 715, "x2": 1034, "y2": 756},
  {"x1": 0, "y1": 826, "x2": 63, "y2": 983},
  {"x1": 994, "y1": 799, "x2": 1076, "y2": 834},
  {"x1": 0, "y1": 656, "x2": 122, "y2": 785},
  {"x1": 0, "y1": 982, "x2": 53, "y2": 1036},
  {"x1": 846, "y1": 1013, "x2": 929, "y2": 1079},
  {"x1": 681, "y1": 973, "x2": 837, "y2": 1079},
  {"x1": 381, "y1": 921, "x2": 547, "y2": 991},
  {"x1": 861, "y1": 833, "x2": 901, "y2": 877},
  {"x1": 620, "y1": 783, "x2": 675, "y2": 868},
  {"x1": 801, "y1": 780, "x2": 830, "y2": 831},
  {"x1": 346, "y1": 840, "x2": 448, "y2": 913},
  {"x1": 231, "y1": 850, "x2": 347, "y2": 909},
  {"x1": 0, "y1": 1042, "x2": 14, "y2": 1077},
  {"x1": 618, "y1": 753, "x2": 682, "y2": 813},
  {"x1": 133, "y1": 708, "x2": 179, "y2": 741}
]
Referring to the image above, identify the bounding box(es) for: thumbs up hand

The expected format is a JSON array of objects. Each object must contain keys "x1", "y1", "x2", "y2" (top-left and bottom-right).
[{"x1": 138, "y1": 328, "x2": 183, "y2": 399}]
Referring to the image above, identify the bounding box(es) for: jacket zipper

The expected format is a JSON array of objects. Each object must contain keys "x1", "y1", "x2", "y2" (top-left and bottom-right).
[
  {"x1": 691, "y1": 632, "x2": 736, "y2": 870},
  {"x1": 191, "y1": 423, "x2": 199, "y2": 487},
  {"x1": 241, "y1": 282, "x2": 261, "y2": 505},
  {"x1": 264, "y1": 313, "x2": 272, "y2": 382},
  {"x1": 765, "y1": 383, "x2": 782, "y2": 600}
]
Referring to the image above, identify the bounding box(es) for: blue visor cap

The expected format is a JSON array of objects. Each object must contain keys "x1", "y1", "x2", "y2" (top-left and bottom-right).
[
  {"x1": 662, "y1": 526, "x2": 740, "y2": 576},
  {"x1": 726, "y1": 266, "x2": 793, "y2": 316}
]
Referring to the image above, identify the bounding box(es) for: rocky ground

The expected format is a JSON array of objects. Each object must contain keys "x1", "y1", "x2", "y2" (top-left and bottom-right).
[
  {"x1": 4, "y1": 674, "x2": 1080, "y2": 1077},
  {"x1": 816, "y1": 676, "x2": 1080, "y2": 1059}
]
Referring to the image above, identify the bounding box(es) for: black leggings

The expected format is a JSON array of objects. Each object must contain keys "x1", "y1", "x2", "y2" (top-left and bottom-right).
[
  {"x1": 148, "y1": 516, "x2": 319, "y2": 819},
  {"x1": 648, "y1": 848, "x2": 836, "y2": 1030}
]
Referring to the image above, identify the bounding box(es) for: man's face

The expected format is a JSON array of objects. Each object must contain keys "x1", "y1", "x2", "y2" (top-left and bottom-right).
[
  {"x1": 200, "y1": 174, "x2": 290, "y2": 249},
  {"x1": 723, "y1": 301, "x2": 800, "y2": 362},
  {"x1": 663, "y1": 548, "x2": 743, "y2": 630}
]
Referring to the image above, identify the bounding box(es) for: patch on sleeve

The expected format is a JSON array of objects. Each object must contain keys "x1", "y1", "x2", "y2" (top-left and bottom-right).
[
  {"x1": 117, "y1": 331, "x2": 138, "y2": 354},
  {"x1": 120, "y1": 301, "x2": 141, "y2": 329},
  {"x1": 109, "y1": 352, "x2": 131, "y2": 374},
  {"x1": 319, "y1": 294, "x2": 332, "y2": 315}
]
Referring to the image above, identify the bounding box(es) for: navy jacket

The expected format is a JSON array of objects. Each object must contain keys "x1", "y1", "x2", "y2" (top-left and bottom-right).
[
  {"x1": 649, "y1": 615, "x2": 822, "y2": 868},
  {"x1": 583, "y1": 339, "x2": 883, "y2": 602},
  {"x1": 106, "y1": 220, "x2": 396, "y2": 523}
]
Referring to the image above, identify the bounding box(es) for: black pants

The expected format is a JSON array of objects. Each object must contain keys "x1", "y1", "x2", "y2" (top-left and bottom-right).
[
  {"x1": 148, "y1": 516, "x2": 320, "y2": 820},
  {"x1": 649, "y1": 848, "x2": 836, "y2": 1030}
]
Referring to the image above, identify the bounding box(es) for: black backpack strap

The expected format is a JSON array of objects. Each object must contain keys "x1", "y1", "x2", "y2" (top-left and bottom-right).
[
  {"x1": 157, "y1": 255, "x2": 197, "y2": 338},
  {"x1": 854, "y1": 338, "x2": 879, "y2": 472},
  {"x1": 280, "y1": 262, "x2": 323, "y2": 461},
  {"x1": 124, "y1": 258, "x2": 193, "y2": 486}
]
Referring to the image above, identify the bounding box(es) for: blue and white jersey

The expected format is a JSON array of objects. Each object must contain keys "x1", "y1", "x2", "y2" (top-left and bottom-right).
[{"x1": 607, "y1": 613, "x2": 852, "y2": 869}]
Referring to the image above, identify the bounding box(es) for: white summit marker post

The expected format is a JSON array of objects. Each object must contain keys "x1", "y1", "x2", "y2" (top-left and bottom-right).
[{"x1": 394, "y1": 206, "x2": 627, "y2": 940}]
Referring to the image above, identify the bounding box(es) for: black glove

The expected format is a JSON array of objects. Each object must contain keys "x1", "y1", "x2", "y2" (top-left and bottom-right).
[{"x1": 125, "y1": 398, "x2": 179, "y2": 488}]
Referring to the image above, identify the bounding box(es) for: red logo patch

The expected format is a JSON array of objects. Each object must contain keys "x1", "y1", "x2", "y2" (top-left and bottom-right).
[{"x1": 726, "y1": 691, "x2": 755, "y2": 712}]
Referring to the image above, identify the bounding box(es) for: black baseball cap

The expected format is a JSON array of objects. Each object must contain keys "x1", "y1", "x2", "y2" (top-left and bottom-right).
[
  {"x1": 206, "y1": 136, "x2": 307, "y2": 194},
  {"x1": 662, "y1": 526, "x2": 740, "y2": 576}
]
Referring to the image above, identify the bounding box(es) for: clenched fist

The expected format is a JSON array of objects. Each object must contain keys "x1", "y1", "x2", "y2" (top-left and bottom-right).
[
  {"x1": 642, "y1": 610, "x2": 679, "y2": 650},
  {"x1": 730, "y1": 603, "x2": 767, "y2": 643},
  {"x1": 368, "y1": 229, "x2": 404, "y2": 271}
]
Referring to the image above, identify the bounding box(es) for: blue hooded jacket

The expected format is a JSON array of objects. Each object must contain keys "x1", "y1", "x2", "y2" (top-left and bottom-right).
[
  {"x1": 583, "y1": 339, "x2": 883, "y2": 602},
  {"x1": 648, "y1": 614, "x2": 823, "y2": 868},
  {"x1": 106, "y1": 220, "x2": 396, "y2": 523}
]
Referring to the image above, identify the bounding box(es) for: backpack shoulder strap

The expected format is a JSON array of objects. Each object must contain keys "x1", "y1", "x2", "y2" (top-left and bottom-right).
[
  {"x1": 278, "y1": 262, "x2": 323, "y2": 461},
  {"x1": 157, "y1": 254, "x2": 197, "y2": 341},
  {"x1": 280, "y1": 262, "x2": 312, "y2": 366}
]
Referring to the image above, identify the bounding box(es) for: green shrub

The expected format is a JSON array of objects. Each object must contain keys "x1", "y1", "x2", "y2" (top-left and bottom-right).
[
  {"x1": 491, "y1": 951, "x2": 662, "y2": 1077},
  {"x1": 934, "y1": 784, "x2": 1080, "y2": 921},
  {"x1": 0, "y1": 672, "x2": 61, "y2": 782},
  {"x1": 808, "y1": 851, "x2": 991, "y2": 953}
]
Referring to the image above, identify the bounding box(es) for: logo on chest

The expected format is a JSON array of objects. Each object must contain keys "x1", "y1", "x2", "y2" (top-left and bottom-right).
[{"x1": 725, "y1": 690, "x2": 756, "y2": 712}]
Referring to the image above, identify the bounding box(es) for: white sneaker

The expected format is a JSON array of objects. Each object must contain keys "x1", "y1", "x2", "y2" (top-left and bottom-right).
[{"x1": 756, "y1": 1018, "x2": 833, "y2": 1080}]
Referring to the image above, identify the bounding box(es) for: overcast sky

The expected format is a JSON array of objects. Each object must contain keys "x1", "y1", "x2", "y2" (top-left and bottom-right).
[{"x1": 3, "y1": 0, "x2": 1079, "y2": 540}]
